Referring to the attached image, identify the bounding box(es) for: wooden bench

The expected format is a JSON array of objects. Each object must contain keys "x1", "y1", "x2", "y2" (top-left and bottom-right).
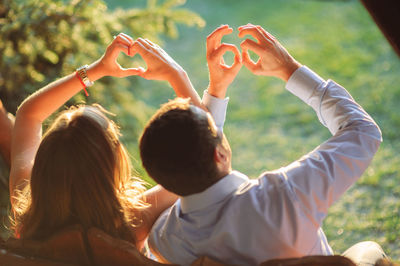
[{"x1": 0, "y1": 224, "x2": 359, "y2": 266}]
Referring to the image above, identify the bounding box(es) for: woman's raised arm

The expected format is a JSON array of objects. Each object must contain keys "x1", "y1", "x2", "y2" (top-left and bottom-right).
[
  {"x1": 125, "y1": 39, "x2": 206, "y2": 248},
  {"x1": 9, "y1": 33, "x2": 141, "y2": 206}
]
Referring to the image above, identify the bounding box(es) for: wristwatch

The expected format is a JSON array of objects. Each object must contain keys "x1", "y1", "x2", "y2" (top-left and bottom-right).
[{"x1": 76, "y1": 65, "x2": 94, "y2": 87}]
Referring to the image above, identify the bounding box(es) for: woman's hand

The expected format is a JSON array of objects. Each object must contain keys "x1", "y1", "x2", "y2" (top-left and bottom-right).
[
  {"x1": 130, "y1": 38, "x2": 204, "y2": 109},
  {"x1": 95, "y1": 34, "x2": 184, "y2": 82},
  {"x1": 206, "y1": 25, "x2": 242, "y2": 99},
  {"x1": 93, "y1": 33, "x2": 145, "y2": 79},
  {"x1": 130, "y1": 38, "x2": 184, "y2": 82}
]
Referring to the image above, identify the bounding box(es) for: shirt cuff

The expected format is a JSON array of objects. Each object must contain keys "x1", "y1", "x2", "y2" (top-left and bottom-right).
[
  {"x1": 285, "y1": 66, "x2": 326, "y2": 104},
  {"x1": 202, "y1": 90, "x2": 229, "y2": 131}
]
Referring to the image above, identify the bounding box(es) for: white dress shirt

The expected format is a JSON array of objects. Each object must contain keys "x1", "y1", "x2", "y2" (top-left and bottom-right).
[{"x1": 148, "y1": 66, "x2": 382, "y2": 266}]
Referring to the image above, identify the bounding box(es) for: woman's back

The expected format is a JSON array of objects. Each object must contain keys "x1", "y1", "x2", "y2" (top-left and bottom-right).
[{"x1": 12, "y1": 106, "x2": 145, "y2": 243}]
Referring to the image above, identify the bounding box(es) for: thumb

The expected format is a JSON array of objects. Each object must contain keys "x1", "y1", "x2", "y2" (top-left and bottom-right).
[
  {"x1": 138, "y1": 69, "x2": 154, "y2": 80},
  {"x1": 118, "y1": 67, "x2": 145, "y2": 78},
  {"x1": 241, "y1": 49, "x2": 258, "y2": 74}
]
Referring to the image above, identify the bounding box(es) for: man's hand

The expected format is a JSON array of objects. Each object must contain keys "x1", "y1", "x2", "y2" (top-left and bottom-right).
[
  {"x1": 207, "y1": 25, "x2": 242, "y2": 99},
  {"x1": 238, "y1": 24, "x2": 301, "y2": 82}
]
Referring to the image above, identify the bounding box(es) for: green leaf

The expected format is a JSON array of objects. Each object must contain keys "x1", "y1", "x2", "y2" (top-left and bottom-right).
[
  {"x1": 42, "y1": 49, "x2": 59, "y2": 64},
  {"x1": 163, "y1": 0, "x2": 186, "y2": 9}
]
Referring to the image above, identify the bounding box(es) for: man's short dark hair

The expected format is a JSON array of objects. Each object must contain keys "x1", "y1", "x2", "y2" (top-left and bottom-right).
[{"x1": 139, "y1": 98, "x2": 222, "y2": 196}]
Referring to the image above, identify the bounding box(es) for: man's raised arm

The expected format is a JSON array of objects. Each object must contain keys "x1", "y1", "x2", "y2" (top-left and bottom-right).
[
  {"x1": 203, "y1": 24, "x2": 242, "y2": 131},
  {"x1": 238, "y1": 24, "x2": 382, "y2": 225}
]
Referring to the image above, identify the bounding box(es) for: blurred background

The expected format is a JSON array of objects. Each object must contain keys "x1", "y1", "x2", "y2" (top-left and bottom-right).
[{"x1": 1, "y1": 0, "x2": 399, "y2": 260}]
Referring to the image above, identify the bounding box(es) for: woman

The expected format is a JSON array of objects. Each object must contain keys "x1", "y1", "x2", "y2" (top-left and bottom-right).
[{"x1": 9, "y1": 33, "x2": 203, "y2": 250}]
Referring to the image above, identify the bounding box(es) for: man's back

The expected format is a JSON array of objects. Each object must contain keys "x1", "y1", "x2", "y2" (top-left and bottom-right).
[{"x1": 149, "y1": 171, "x2": 333, "y2": 265}]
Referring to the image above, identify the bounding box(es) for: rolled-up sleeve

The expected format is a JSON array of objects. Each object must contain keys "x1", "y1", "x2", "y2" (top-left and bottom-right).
[{"x1": 202, "y1": 90, "x2": 229, "y2": 132}]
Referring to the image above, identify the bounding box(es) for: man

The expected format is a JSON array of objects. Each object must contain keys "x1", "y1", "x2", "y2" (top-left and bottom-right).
[{"x1": 139, "y1": 24, "x2": 382, "y2": 265}]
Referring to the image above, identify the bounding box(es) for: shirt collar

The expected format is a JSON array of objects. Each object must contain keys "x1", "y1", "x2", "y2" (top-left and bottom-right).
[{"x1": 180, "y1": 171, "x2": 249, "y2": 214}]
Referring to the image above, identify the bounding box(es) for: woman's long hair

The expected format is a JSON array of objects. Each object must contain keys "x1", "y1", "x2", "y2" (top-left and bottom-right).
[{"x1": 11, "y1": 105, "x2": 148, "y2": 242}]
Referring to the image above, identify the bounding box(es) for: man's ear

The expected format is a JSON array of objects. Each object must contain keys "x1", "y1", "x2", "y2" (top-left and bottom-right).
[{"x1": 214, "y1": 143, "x2": 229, "y2": 171}]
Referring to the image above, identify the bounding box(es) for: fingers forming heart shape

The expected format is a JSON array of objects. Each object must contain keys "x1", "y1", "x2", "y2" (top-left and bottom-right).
[{"x1": 207, "y1": 25, "x2": 242, "y2": 70}]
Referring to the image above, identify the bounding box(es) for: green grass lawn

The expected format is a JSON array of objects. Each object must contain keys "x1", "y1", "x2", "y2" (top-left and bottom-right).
[{"x1": 106, "y1": 0, "x2": 400, "y2": 260}]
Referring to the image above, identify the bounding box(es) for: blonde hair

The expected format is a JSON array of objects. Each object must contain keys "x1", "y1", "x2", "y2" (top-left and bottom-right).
[{"x1": 12, "y1": 105, "x2": 148, "y2": 241}]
